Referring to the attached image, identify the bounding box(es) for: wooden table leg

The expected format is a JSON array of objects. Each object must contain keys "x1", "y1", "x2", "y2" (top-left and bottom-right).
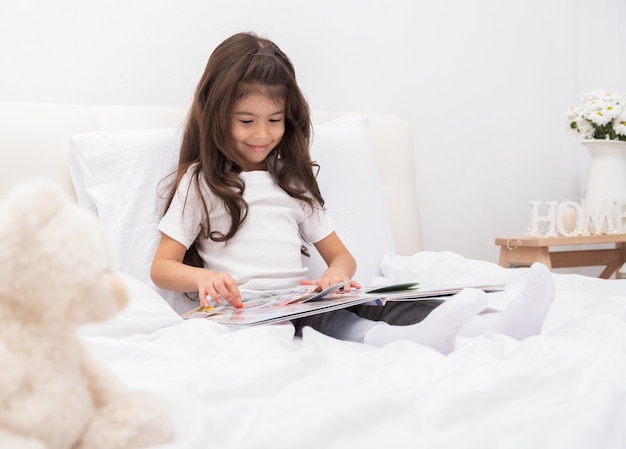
[
  {"x1": 617, "y1": 242, "x2": 626, "y2": 279},
  {"x1": 599, "y1": 261, "x2": 621, "y2": 279}
]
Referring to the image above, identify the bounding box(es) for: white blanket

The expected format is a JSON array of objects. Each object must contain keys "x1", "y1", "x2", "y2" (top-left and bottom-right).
[{"x1": 80, "y1": 252, "x2": 626, "y2": 449}]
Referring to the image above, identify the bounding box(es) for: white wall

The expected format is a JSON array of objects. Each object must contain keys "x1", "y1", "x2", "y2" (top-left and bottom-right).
[{"x1": 1, "y1": 0, "x2": 625, "y2": 264}]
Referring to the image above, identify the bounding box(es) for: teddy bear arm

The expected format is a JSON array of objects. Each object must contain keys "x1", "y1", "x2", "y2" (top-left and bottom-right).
[
  {"x1": 79, "y1": 346, "x2": 125, "y2": 407},
  {"x1": 76, "y1": 346, "x2": 175, "y2": 449}
]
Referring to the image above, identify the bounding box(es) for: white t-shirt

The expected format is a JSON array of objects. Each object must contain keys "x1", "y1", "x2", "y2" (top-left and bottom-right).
[{"x1": 158, "y1": 168, "x2": 334, "y2": 292}]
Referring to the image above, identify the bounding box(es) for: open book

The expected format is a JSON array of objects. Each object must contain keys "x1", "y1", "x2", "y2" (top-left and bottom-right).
[{"x1": 181, "y1": 282, "x2": 504, "y2": 326}]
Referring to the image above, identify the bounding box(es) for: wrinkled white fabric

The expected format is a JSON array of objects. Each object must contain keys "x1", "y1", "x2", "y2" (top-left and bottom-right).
[{"x1": 80, "y1": 252, "x2": 626, "y2": 449}]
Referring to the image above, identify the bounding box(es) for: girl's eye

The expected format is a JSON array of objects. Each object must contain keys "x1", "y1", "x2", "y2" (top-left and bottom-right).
[
  {"x1": 239, "y1": 120, "x2": 253, "y2": 125},
  {"x1": 269, "y1": 118, "x2": 283, "y2": 124}
]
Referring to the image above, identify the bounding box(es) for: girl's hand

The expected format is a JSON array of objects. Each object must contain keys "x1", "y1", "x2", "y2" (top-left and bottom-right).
[
  {"x1": 198, "y1": 271, "x2": 243, "y2": 308},
  {"x1": 300, "y1": 275, "x2": 361, "y2": 293},
  {"x1": 309, "y1": 232, "x2": 360, "y2": 293}
]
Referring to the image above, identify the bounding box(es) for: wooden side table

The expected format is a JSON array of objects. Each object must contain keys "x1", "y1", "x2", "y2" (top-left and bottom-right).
[{"x1": 495, "y1": 234, "x2": 626, "y2": 279}]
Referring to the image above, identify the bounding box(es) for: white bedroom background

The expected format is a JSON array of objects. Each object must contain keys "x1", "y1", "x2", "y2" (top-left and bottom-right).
[{"x1": 1, "y1": 0, "x2": 625, "y2": 266}]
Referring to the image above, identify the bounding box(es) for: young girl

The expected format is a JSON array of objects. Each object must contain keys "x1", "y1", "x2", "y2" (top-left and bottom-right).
[{"x1": 151, "y1": 32, "x2": 555, "y2": 354}]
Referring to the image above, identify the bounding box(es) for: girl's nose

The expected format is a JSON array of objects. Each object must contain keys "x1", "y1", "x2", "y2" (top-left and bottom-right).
[{"x1": 252, "y1": 123, "x2": 270, "y2": 139}]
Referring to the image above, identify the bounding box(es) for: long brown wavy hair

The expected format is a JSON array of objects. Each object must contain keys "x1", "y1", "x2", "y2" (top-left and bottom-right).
[{"x1": 163, "y1": 32, "x2": 324, "y2": 267}]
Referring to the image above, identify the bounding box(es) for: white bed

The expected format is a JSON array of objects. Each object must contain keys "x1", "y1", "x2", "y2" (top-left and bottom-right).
[{"x1": 1, "y1": 102, "x2": 626, "y2": 448}]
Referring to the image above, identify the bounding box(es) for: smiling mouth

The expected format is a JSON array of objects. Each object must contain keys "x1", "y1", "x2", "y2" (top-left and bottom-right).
[{"x1": 247, "y1": 144, "x2": 269, "y2": 152}]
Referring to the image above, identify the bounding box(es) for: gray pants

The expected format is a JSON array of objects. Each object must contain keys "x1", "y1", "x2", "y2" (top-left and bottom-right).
[{"x1": 293, "y1": 300, "x2": 443, "y2": 343}]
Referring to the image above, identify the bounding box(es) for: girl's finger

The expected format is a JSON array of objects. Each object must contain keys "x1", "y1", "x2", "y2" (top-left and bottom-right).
[
  {"x1": 204, "y1": 285, "x2": 223, "y2": 306},
  {"x1": 213, "y1": 278, "x2": 243, "y2": 308},
  {"x1": 199, "y1": 289, "x2": 211, "y2": 308}
]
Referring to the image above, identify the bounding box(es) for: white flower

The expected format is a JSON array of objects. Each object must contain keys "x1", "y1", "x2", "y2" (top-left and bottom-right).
[
  {"x1": 614, "y1": 110, "x2": 626, "y2": 136},
  {"x1": 578, "y1": 119, "x2": 595, "y2": 139},
  {"x1": 566, "y1": 89, "x2": 626, "y2": 141}
]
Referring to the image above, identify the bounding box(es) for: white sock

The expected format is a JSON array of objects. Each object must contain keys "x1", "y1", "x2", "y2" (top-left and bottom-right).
[
  {"x1": 459, "y1": 263, "x2": 555, "y2": 339},
  {"x1": 363, "y1": 288, "x2": 488, "y2": 354},
  {"x1": 489, "y1": 262, "x2": 555, "y2": 340}
]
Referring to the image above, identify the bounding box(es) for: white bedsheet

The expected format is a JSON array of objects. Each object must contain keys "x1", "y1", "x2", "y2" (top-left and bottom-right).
[{"x1": 79, "y1": 252, "x2": 626, "y2": 449}]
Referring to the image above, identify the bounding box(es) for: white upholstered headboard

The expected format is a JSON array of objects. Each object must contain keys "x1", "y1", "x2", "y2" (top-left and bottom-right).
[{"x1": 0, "y1": 102, "x2": 421, "y2": 256}]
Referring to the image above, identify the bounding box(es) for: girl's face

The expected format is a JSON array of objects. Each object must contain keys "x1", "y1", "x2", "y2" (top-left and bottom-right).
[{"x1": 231, "y1": 92, "x2": 285, "y2": 171}]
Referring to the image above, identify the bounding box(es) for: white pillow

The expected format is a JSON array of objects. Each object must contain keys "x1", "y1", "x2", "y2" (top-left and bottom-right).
[
  {"x1": 68, "y1": 128, "x2": 181, "y2": 285},
  {"x1": 68, "y1": 116, "x2": 395, "y2": 302},
  {"x1": 304, "y1": 116, "x2": 395, "y2": 284}
]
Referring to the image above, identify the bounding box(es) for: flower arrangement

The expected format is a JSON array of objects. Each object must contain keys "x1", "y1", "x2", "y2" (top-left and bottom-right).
[{"x1": 566, "y1": 89, "x2": 626, "y2": 141}]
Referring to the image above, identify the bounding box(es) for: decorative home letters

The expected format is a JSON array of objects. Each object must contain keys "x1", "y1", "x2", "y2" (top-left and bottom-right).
[{"x1": 528, "y1": 199, "x2": 626, "y2": 237}]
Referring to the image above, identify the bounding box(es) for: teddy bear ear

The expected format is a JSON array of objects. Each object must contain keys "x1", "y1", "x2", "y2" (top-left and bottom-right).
[{"x1": 1, "y1": 179, "x2": 68, "y2": 233}]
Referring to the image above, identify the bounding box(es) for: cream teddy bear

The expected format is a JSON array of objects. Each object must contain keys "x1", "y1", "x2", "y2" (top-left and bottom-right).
[{"x1": 0, "y1": 181, "x2": 174, "y2": 449}]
